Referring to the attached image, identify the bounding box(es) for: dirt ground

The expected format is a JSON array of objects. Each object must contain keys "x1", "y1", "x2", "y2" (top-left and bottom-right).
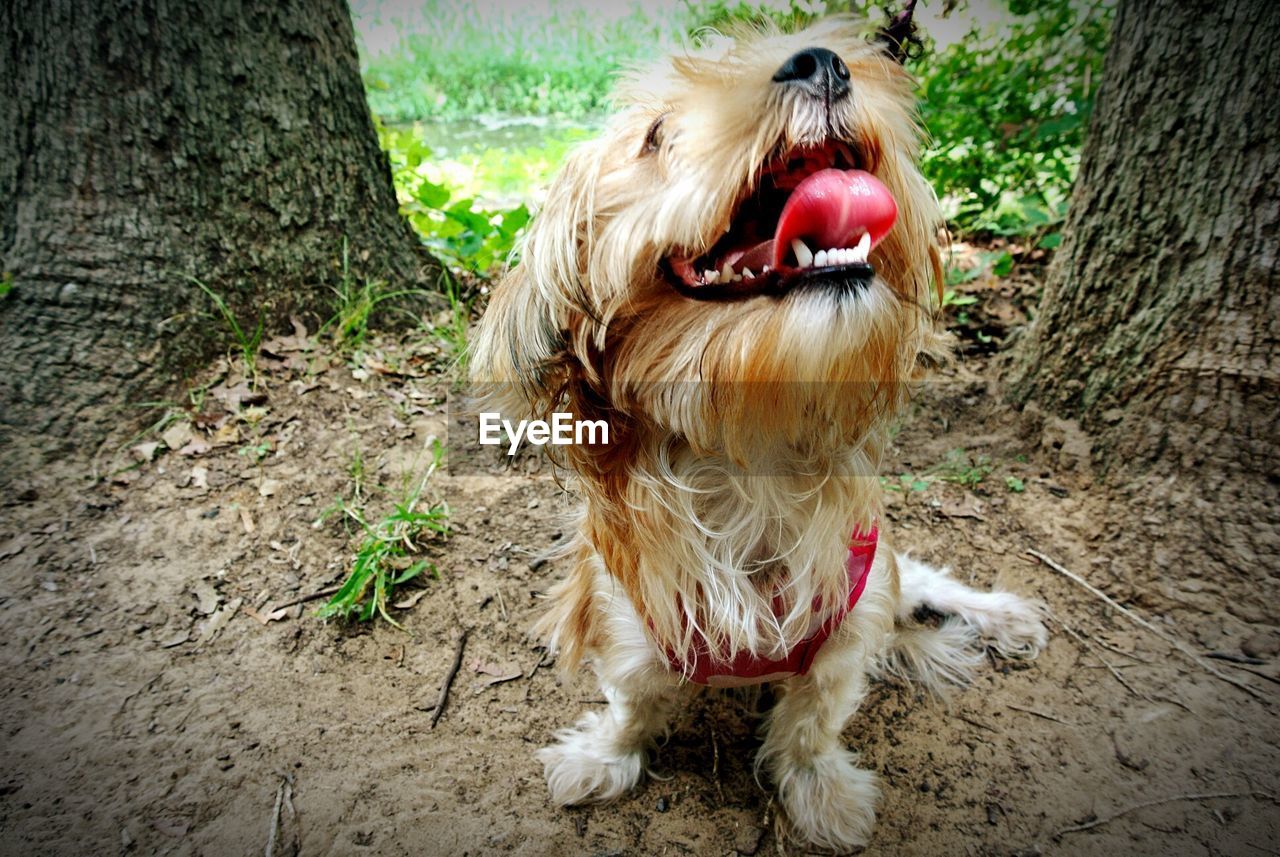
[{"x1": 2, "y1": 266, "x2": 1278, "y2": 856}]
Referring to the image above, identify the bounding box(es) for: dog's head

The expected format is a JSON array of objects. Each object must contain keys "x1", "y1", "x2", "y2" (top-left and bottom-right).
[{"x1": 471, "y1": 17, "x2": 944, "y2": 464}]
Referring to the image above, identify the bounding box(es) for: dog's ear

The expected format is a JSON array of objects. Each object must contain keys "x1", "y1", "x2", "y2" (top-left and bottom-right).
[
  {"x1": 468, "y1": 262, "x2": 566, "y2": 419},
  {"x1": 468, "y1": 141, "x2": 604, "y2": 417},
  {"x1": 876, "y1": 0, "x2": 923, "y2": 64}
]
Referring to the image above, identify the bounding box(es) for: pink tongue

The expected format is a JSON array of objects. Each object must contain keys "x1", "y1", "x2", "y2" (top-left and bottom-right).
[{"x1": 770, "y1": 169, "x2": 897, "y2": 268}]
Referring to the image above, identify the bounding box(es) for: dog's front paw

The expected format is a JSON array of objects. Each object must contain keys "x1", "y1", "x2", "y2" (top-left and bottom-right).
[
  {"x1": 975, "y1": 592, "x2": 1048, "y2": 659},
  {"x1": 776, "y1": 749, "x2": 880, "y2": 851},
  {"x1": 537, "y1": 712, "x2": 644, "y2": 805}
]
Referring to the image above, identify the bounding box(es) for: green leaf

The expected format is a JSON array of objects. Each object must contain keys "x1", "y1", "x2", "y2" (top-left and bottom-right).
[{"x1": 993, "y1": 252, "x2": 1014, "y2": 277}]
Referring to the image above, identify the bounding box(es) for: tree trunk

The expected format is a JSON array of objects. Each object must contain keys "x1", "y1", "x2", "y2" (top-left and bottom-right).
[
  {"x1": 0, "y1": 0, "x2": 436, "y2": 454},
  {"x1": 1009, "y1": 0, "x2": 1280, "y2": 573}
]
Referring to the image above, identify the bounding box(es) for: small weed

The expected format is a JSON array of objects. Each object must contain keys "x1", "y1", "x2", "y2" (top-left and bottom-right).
[
  {"x1": 184, "y1": 275, "x2": 265, "y2": 386},
  {"x1": 0, "y1": 271, "x2": 13, "y2": 298},
  {"x1": 1005, "y1": 476, "x2": 1026, "y2": 493},
  {"x1": 930, "y1": 448, "x2": 994, "y2": 488},
  {"x1": 322, "y1": 238, "x2": 435, "y2": 353},
  {"x1": 317, "y1": 439, "x2": 448, "y2": 629},
  {"x1": 881, "y1": 473, "x2": 932, "y2": 493},
  {"x1": 435, "y1": 271, "x2": 474, "y2": 372},
  {"x1": 238, "y1": 441, "x2": 271, "y2": 464}
]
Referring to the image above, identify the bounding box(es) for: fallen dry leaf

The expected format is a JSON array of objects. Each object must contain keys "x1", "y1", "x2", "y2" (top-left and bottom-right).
[
  {"x1": 192, "y1": 580, "x2": 220, "y2": 615},
  {"x1": 132, "y1": 441, "x2": 160, "y2": 463},
  {"x1": 190, "y1": 466, "x2": 209, "y2": 490},
  {"x1": 158, "y1": 628, "x2": 190, "y2": 649},
  {"x1": 392, "y1": 589, "x2": 430, "y2": 610},
  {"x1": 177, "y1": 438, "x2": 211, "y2": 457},
  {"x1": 211, "y1": 423, "x2": 240, "y2": 446},
  {"x1": 160, "y1": 422, "x2": 194, "y2": 451},
  {"x1": 198, "y1": 597, "x2": 243, "y2": 643},
  {"x1": 940, "y1": 495, "x2": 986, "y2": 520},
  {"x1": 239, "y1": 507, "x2": 255, "y2": 534},
  {"x1": 258, "y1": 478, "x2": 281, "y2": 497},
  {"x1": 242, "y1": 604, "x2": 288, "y2": 625}
]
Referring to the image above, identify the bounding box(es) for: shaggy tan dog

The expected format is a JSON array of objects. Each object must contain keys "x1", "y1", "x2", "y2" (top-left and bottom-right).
[{"x1": 469, "y1": 14, "x2": 1046, "y2": 850}]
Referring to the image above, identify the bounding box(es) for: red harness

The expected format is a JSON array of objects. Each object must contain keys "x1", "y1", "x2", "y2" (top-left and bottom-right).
[{"x1": 663, "y1": 526, "x2": 879, "y2": 687}]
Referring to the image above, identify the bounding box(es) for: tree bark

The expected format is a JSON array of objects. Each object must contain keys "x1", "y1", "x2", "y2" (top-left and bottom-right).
[
  {"x1": 0, "y1": 0, "x2": 436, "y2": 454},
  {"x1": 1009, "y1": 0, "x2": 1279, "y2": 573}
]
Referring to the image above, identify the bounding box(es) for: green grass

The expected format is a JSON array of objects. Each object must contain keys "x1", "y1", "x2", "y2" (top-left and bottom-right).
[
  {"x1": 930, "y1": 448, "x2": 994, "y2": 488},
  {"x1": 317, "y1": 439, "x2": 449, "y2": 629},
  {"x1": 358, "y1": 0, "x2": 680, "y2": 122},
  {"x1": 184, "y1": 274, "x2": 265, "y2": 386},
  {"x1": 434, "y1": 271, "x2": 474, "y2": 375},
  {"x1": 321, "y1": 237, "x2": 441, "y2": 353}
]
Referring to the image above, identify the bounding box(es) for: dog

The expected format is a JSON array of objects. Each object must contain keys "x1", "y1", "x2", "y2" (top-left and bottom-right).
[{"x1": 468, "y1": 11, "x2": 1047, "y2": 851}]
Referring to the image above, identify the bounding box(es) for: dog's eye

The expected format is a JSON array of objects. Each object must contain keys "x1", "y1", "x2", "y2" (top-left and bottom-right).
[{"x1": 642, "y1": 113, "x2": 668, "y2": 156}]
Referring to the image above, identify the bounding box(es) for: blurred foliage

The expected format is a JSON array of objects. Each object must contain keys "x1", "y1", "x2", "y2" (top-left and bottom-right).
[
  {"x1": 362, "y1": 0, "x2": 1113, "y2": 272},
  {"x1": 917, "y1": 0, "x2": 1112, "y2": 234},
  {"x1": 362, "y1": 0, "x2": 672, "y2": 122},
  {"x1": 378, "y1": 121, "x2": 531, "y2": 274}
]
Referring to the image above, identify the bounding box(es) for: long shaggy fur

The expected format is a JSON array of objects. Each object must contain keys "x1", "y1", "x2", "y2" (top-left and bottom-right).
[{"x1": 469, "y1": 16, "x2": 1047, "y2": 850}]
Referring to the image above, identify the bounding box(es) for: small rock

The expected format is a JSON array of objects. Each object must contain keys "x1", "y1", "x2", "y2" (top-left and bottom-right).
[
  {"x1": 1242, "y1": 631, "x2": 1280, "y2": 659},
  {"x1": 734, "y1": 825, "x2": 763, "y2": 855},
  {"x1": 655, "y1": 796, "x2": 668, "y2": 812}
]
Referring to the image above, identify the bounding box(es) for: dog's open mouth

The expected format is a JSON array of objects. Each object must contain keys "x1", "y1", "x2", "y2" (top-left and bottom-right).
[{"x1": 665, "y1": 141, "x2": 897, "y2": 300}]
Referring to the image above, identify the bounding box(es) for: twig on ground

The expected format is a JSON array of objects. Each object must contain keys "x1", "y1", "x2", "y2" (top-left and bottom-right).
[
  {"x1": 710, "y1": 724, "x2": 725, "y2": 805},
  {"x1": 264, "y1": 773, "x2": 294, "y2": 857},
  {"x1": 1007, "y1": 703, "x2": 1074, "y2": 726},
  {"x1": 526, "y1": 648, "x2": 550, "y2": 680},
  {"x1": 1206, "y1": 651, "x2": 1265, "y2": 666},
  {"x1": 269, "y1": 586, "x2": 341, "y2": 612},
  {"x1": 1055, "y1": 618, "x2": 1150, "y2": 702},
  {"x1": 957, "y1": 713, "x2": 995, "y2": 732},
  {"x1": 431, "y1": 628, "x2": 469, "y2": 729},
  {"x1": 1052, "y1": 791, "x2": 1279, "y2": 838},
  {"x1": 1091, "y1": 635, "x2": 1153, "y2": 664},
  {"x1": 1027, "y1": 549, "x2": 1269, "y2": 703},
  {"x1": 495, "y1": 587, "x2": 508, "y2": 622}
]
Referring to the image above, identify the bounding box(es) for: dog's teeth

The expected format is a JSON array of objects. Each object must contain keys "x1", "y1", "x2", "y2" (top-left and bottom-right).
[
  {"x1": 790, "y1": 238, "x2": 813, "y2": 268},
  {"x1": 741, "y1": 267, "x2": 754, "y2": 280},
  {"x1": 732, "y1": 273, "x2": 742, "y2": 282},
  {"x1": 762, "y1": 265, "x2": 770, "y2": 273},
  {"x1": 720, "y1": 261, "x2": 733, "y2": 282},
  {"x1": 814, "y1": 249, "x2": 828, "y2": 267},
  {"x1": 855, "y1": 231, "x2": 871, "y2": 262},
  {"x1": 705, "y1": 269, "x2": 719, "y2": 283}
]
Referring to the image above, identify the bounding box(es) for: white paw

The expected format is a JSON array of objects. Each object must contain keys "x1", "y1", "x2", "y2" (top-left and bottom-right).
[
  {"x1": 973, "y1": 592, "x2": 1048, "y2": 659},
  {"x1": 536, "y1": 712, "x2": 644, "y2": 805},
  {"x1": 776, "y1": 749, "x2": 880, "y2": 851}
]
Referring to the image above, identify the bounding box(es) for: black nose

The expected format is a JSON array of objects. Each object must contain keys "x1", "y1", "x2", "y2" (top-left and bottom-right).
[{"x1": 772, "y1": 47, "x2": 851, "y2": 102}]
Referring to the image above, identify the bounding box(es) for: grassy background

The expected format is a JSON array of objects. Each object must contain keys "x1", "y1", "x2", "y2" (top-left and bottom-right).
[{"x1": 351, "y1": 0, "x2": 1113, "y2": 272}]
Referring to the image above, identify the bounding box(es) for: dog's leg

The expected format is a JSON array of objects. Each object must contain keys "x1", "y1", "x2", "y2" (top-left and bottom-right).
[
  {"x1": 757, "y1": 571, "x2": 896, "y2": 850},
  {"x1": 537, "y1": 595, "x2": 684, "y2": 805},
  {"x1": 895, "y1": 552, "x2": 1047, "y2": 658}
]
